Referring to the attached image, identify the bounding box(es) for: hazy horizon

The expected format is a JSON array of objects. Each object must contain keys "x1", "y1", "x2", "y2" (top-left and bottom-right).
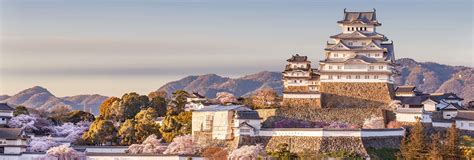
[{"x1": 1, "y1": 0, "x2": 473, "y2": 96}]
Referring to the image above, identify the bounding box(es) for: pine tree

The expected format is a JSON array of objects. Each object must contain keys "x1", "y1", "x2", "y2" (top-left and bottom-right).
[
  {"x1": 401, "y1": 119, "x2": 428, "y2": 159},
  {"x1": 428, "y1": 132, "x2": 443, "y2": 160},
  {"x1": 444, "y1": 123, "x2": 460, "y2": 160}
]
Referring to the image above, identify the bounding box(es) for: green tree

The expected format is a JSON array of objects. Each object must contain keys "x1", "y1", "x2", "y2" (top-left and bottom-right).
[
  {"x1": 148, "y1": 97, "x2": 167, "y2": 117},
  {"x1": 65, "y1": 110, "x2": 95, "y2": 123},
  {"x1": 148, "y1": 90, "x2": 168, "y2": 100},
  {"x1": 429, "y1": 132, "x2": 443, "y2": 160},
  {"x1": 134, "y1": 108, "x2": 161, "y2": 143},
  {"x1": 48, "y1": 105, "x2": 73, "y2": 125},
  {"x1": 159, "y1": 110, "x2": 191, "y2": 142},
  {"x1": 121, "y1": 92, "x2": 150, "y2": 120},
  {"x1": 171, "y1": 90, "x2": 189, "y2": 113},
  {"x1": 99, "y1": 97, "x2": 120, "y2": 120},
  {"x1": 175, "y1": 111, "x2": 192, "y2": 135},
  {"x1": 444, "y1": 123, "x2": 461, "y2": 159},
  {"x1": 82, "y1": 119, "x2": 117, "y2": 145},
  {"x1": 13, "y1": 105, "x2": 29, "y2": 116},
  {"x1": 399, "y1": 119, "x2": 427, "y2": 159},
  {"x1": 118, "y1": 119, "x2": 137, "y2": 145},
  {"x1": 251, "y1": 88, "x2": 279, "y2": 109}
]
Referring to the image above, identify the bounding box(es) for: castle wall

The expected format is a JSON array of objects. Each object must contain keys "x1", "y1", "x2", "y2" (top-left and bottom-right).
[
  {"x1": 320, "y1": 82, "x2": 394, "y2": 108},
  {"x1": 285, "y1": 86, "x2": 309, "y2": 92},
  {"x1": 282, "y1": 98, "x2": 321, "y2": 108}
]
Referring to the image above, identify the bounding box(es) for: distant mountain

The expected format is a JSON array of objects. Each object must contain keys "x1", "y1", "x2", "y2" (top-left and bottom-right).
[
  {"x1": 1, "y1": 86, "x2": 107, "y2": 115},
  {"x1": 158, "y1": 71, "x2": 283, "y2": 98},
  {"x1": 158, "y1": 59, "x2": 473, "y2": 103}
]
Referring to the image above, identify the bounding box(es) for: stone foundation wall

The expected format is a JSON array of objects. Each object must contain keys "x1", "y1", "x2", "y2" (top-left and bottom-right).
[
  {"x1": 282, "y1": 98, "x2": 321, "y2": 108},
  {"x1": 237, "y1": 136, "x2": 402, "y2": 156},
  {"x1": 257, "y1": 107, "x2": 384, "y2": 127},
  {"x1": 285, "y1": 86, "x2": 309, "y2": 92},
  {"x1": 320, "y1": 82, "x2": 394, "y2": 108}
]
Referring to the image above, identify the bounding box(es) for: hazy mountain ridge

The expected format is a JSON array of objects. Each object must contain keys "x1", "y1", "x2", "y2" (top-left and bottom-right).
[
  {"x1": 1, "y1": 86, "x2": 107, "y2": 114},
  {"x1": 159, "y1": 59, "x2": 473, "y2": 102}
]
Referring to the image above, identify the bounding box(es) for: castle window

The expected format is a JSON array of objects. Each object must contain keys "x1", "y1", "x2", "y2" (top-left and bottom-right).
[
  {"x1": 334, "y1": 53, "x2": 338, "y2": 57},
  {"x1": 328, "y1": 75, "x2": 333, "y2": 79},
  {"x1": 369, "y1": 66, "x2": 374, "y2": 70},
  {"x1": 375, "y1": 53, "x2": 380, "y2": 57},
  {"x1": 356, "y1": 75, "x2": 360, "y2": 79},
  {"x1": 379, "y1": 66, "x2": 384, "y2": 69},
  {"x1": 293, "y1": 80, "x2": 297, "y2": 83},
  {"x1": 328, "y1": 66, "x2": 333, "y2": 70},
  {"x1": 300, "y1": 80, "x2": 303, "y2": 83},
  {"x1": 347, "y1": 27, "x2": 350, "y2": 31},
  {"x1": 346, "y1": 75, "x2": 351, "y2": 79},
  {"x1": 337, "y1": 75, "x2": 341, "y2": 79},
  {"x1": 364, "y1": 27, "x2": 367, "y2": 31},
  {"x1": 365, "y1": 75, "x2": 369, "y2": 79},
  {"x1": 348, "y1": 42, "x2": 353, "y2": 46},
  {"x1": 337, "y1": 66, "x2": 342, "y2": 70},
  {"x1": 343, "y1": 54, "x2": 346, "y2": 57},
  {"x1": 362, "y1": 42, "x2": 366, "y2": 45},
  {"x1": 351, "y1": 27, "x2": 354, "y2": 31},
  {"x1": 374, "y1": 75, "x2": 379, "y2": 79},
  {"x1": 301, "y1": 65, "x2": 304, "y2": 68}
]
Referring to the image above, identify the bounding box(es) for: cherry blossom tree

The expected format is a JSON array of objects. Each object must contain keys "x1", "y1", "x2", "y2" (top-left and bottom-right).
[
  {"x1": 126, "y1": 134, "x2": 166, "y2": 154},
  {"x1": 52, "y1": 121, "x2": 91, "y2": 142},
  {"x1": 215, "y1": 92, "x2": 238, "y2": 105},
  {"x1": 228, "y1": 144, "x2": 267, "y2": 160},
  {"x1": 363, "y1": 115, "x2": 385, "y2": 129},
  {"x1": 8, "y1": 114, "x2": 53, "y2": 134},
  {"x1": 27, "y1": 137, "x2": 59, "y2": 152},
  {"x1": 44, "y1": 145, "x2": 85, "y2": 160},
  {"x1": 163, "y1": 135, "x2": 199, "y2": 155}
]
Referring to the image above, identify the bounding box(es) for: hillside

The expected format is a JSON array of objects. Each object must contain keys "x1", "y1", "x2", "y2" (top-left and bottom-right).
[
  {"x1": 1, "y1": 86, "x2": 107, "y2": 114},
  {"x1": 158, "y1": 59, "x2": 473, "y2": 102}
]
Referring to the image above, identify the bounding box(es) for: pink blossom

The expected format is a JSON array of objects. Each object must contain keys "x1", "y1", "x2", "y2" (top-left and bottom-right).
[
  {"x1": 44, "y1": 145, "x2": 85, "y2": 160},
  {"x1": 163, "y1": 135, "x2": 199, "y2": 155},
  {"x1": 27, "y1": 137, "x2": 59, "y2": 152},
  {"x1": 126, "y1": 134, "x2": 166, "y2": 154},
  {"x1": 215, "y1": 92, "x2": 238, "y2": 104},
  {"x1": 363, "y1": 116, "x2": 385, "y2": 129},
  {"x1": 228, "y1": 144, "x2": 267, "y2": 160},
  {"x1": 52, "y1": 121, "x2": 90, "y2": 142}
]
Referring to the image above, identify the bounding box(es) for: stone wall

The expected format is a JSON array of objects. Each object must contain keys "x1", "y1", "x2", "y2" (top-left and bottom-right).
[
  {"x1": 257, "y1": 107, "x2": 384, "y2": 127},
  {"x1": 320, "y1": 82, "x2": 394, "y2": 108},
  {"x1": 237, "y1": 136, "x2": 402, "y2": 156},
  {"x1": 285, "y1": 86, "x2": 309, "y2": 92},
  {"x1": 282, "y1": 98, "x2": 321, "y2": 108}
]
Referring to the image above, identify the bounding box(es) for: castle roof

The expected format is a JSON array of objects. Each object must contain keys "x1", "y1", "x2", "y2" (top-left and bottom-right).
[
  {"x1": 455, "y1": 111, "x2": 474, "y2": 121},
  {"x1": 338, "y1": 9, "x2": 381, "y2": 26},
  {"x1": 235, "y1": 110, "x2": 261, "y2": 120},
  {"x1": 395, "y1": 86, "x2": 416, "y2": 93},
  {"x1": 321, "y1": 55, "x2": 388, "y2": 64},
  {"x1": 0, "y1": 128, "x2": 26, "y2": 139},
  {"x1": 330, "y1": 31, "x2": 386, "y2": 40},
  {"x1": 381, "y1": 42, "x2": 395, "y2": 62},
  {"x1": 0, "y1": 103, "x2": 14, "y2": 111},
  {"x1": 287, "y1": 54, "x2": 309, "y2": 62},
  {"x1": 325, "y1": 40, "x2": 385, "y2": 51}
]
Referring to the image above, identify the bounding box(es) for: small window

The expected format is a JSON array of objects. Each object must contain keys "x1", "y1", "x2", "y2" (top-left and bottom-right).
[
  {"x1": 300, "y1": 80, "x2": 303, "y2": 83},
  {"x1": 334, "y1": 53, "x2": 338, "y2": 58},
  {"x1": 337, "y1": 66, "x2": 342, "y2": 70},
  {"x1": 374, "y1": 75, "x2": 379, "y2": 79},
  {"x1": 362, "y1": 42, "x2": 366, "y2": 45},
  {"x1": 347, "y1": 27, "x2": 350, "y2": 31},
  {"x1": 355, "y1": 75, "x2": 360, "y2": 79},
  {"x1": 328, "y1": 75, "x2": 333, "y2": 79},
  {"x1": 379, "y1": 66, "x2": 384, "y2": 69},
  {"x1": 328, "y1": 66, "x2": 333, "y2": 69},
  {"x1": 293, "y1": 80, "x2": 297, "y2": 83},
  {"x1": 375, "y1": 53, "x2": 380, "y2": 57},
  {"x1": 1, "y1": 118, "x2": 4, "y2": 121},
  {"x1": 337, "y1": 75, "x2": 341, "y2": 79},
  {"x1": 343, "y1": 54, "x2": 346, "y2": 57},
  {"x1": 351, "y1": 27, "x2": 354, "y2": 31},
  {"x1": 365, "y1": 75, "x2": 369, "y2": 79},
  {"x1": 461, "y1": 123, "x2": 464, "y2": 127},
  {"x1": 364, "y1": 27, "x2": 367, "y2": 31},
  {"x1": 469, "y1": 123, "x2": 474, "y2": 127},
  {"x1": 346, "y1": 75, "x2": 351, "y2": 79},
  {"x1": 369, "y1": 66, "x2": 374, "y2": 70},
  {"x1": 348, "y1": 42, "x2": 353, "y2": 46}
]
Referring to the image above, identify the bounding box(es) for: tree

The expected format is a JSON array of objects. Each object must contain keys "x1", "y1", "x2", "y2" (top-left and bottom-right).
[
  {"x1": 444, "y1": 123, "x2": 461, "y2": 159},
  {"x1": 148, "y1": 91, "x2": 168, "y2": 100},
  {"x1": 163, "y1": 135, "x2": 199, "y2": 155},
  {"x1": 149, "y1": 96, "x2": 167, "y2": 117},
  {"x1": 268, "y1": 143, "x2": 298, "y2": 160},
  {"x1": 99, "y1": 97, "x2": 120, "y2": 120},
  {"x1": 215, "y1": 92, "x2": 238, "y2": 105},
  {"x1": 27, "y1": 137, "x2": 59, "y2": 152},
  {"x1": 52, "y1": 121, "x2": 91, "y2": 142},
  {"x1": 82, "y1": 119, "x2": 116, "y2": 145},
  {"x1": 160, "y1": 110, "x2": 192, "y2": 142},
  {"x1": 121, "y1": 92, "x2": 150, "y2": 120},
  {"x1": 460, "y1": 135, "x2": 474, "y2": 159},
  {"x1": 8, "y1": 114, "x2": 53, "y2": 135},
  {"x1": 126, "y1": 134, "x2": 166, "y2": 154},
  {"x1": 65, "y1": 110, "x2": 95, "y2": 123},
  {"x1": 118, "y1": 119, "x2": 137, "y2": 145},
  {"x1": 172, "y1": 90, "x2": 189, "y2": 113},
  {"x1": 44, "y1": 145, "x2": 84, "y2": 160},
  {"x1": 429, "y1": 132, "x2": 443, "y2": 160},
  {"x1": 251, "y1": 88, "x2": 278, "y2": 109},
  {"x1": 399, "y1": 119, "x2": 427, "y2": 159},
  {"x1": 134, "y1": 108, "x2": 161, "y2": 143},
  {"x1": 48, "y1": 105, "x2": 73, "y2": 124},
  {"x1": 228, "y1": 144, "x2": 267, "y2": 160},
  {"x1": 13, "y1": 105, "x2": 29, "y2": 116}
]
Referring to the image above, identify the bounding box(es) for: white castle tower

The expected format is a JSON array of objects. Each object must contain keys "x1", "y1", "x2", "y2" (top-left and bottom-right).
[{"x1": 319, "y1": 9, "x2": 396, "y2": 83}]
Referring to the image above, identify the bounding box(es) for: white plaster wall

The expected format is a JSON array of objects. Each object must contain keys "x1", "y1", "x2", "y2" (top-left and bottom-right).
[
  {"x1": 456, "y1": 120, "x2": 474, "y2": 131},
  {"x1": 211, "y1": 111, "x2": 232, "y2": 140},
  {"x1": 396, "y1": 113, "x2": 422, "y2": 122},
  {"x1": 258, "y1": 129, "x2": 404, "y2": 137},
  {"x1": 4, "y1": 147, "x2": 22, "y2": 154},
  {"x1": 84, "y1": 147, "x2": 128, "y2": 153},
  {"x1": 283, "y1": 94, "x2": 320, "y2": 99},
  {"x1": 341, "y1": 24, "x2": 376, "y2": 33},
  {"x1": 0, "y1": 112, "x2": 13, "y2": 117},
  {"x1": 432, "y1": 122, "x2": 452, "y2": 128},
  {"x1": 191, "y1": 111, "x2": 209, "y2": 137},
  {"x1": 443, "y1": 111, "x2": 457, "y2": 119}
]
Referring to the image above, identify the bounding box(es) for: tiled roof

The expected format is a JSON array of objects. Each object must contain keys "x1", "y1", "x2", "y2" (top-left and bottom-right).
[
  {"x1": 0, "y1": 128, "x2": 25, "y2": 139},
  {"x1": 395, "y1": 86, "x2": 416, "y2": 93},
  {"x1": 287, "y1": 54, "x2": 308, "y2": 62},
  {"x1": 193, "y1": 105, "x2": 251, "y2": 112},
  {"x1": 338, "y1": 9, "x2": 381, "y2": 26},
  {"x1": 330, "y1": 31, "x2": 386, "y2": 40},
  {"x1": 431, "y1": 112, "x2": 453, "y2": 123},
  {"x1": 235, "y1": 110, "x2": 261, "y2": 120},
  {"x1": 381, "y1": 42, "x2": 395, "y2": 62},
  {"x1": 190, "y1": 92, "x2": 205, "y2": 98},
  {"x1": 455, "y1": 111, "x2": 474, "y2": 121},
  {"x1": 395, "y1": 96, "x2": 429, "y2": 106},
  {"x1": 395, "y1": 107, "x2": 423, "y2": 114},
  {"x1": 325, "y1": 41, "x2": 385, "y2": 51},
  {"x1": 0, "y1": 103, "x2": 14, "y2": 111}
]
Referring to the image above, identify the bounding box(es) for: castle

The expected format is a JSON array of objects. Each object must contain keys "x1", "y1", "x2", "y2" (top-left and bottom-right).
[{"x1": 283, "y1": 9, "x2": 396, "y2": 108}]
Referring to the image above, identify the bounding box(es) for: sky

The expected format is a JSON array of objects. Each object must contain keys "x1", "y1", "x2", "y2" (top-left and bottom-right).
[{"x1": 0, "y1": 0, "x2": 473, "y2": 97}]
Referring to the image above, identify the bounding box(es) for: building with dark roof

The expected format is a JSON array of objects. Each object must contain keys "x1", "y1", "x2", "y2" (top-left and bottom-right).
[
  {"x1": 0, "y1": 128, "x2": 28, "y2": 155},
  {"x1": 0, "y1": 103, "x2": 14, "y2": 125}
]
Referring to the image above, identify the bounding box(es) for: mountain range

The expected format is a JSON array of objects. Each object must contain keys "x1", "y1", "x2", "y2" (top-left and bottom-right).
[{"x1": 1, "y1": 58, "x2": 472, "y2": 115}]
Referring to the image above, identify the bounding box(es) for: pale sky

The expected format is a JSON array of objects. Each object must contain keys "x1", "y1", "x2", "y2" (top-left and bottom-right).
[{"x1": 1, "y1": 0, "x2": 473, "y2": 97}]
